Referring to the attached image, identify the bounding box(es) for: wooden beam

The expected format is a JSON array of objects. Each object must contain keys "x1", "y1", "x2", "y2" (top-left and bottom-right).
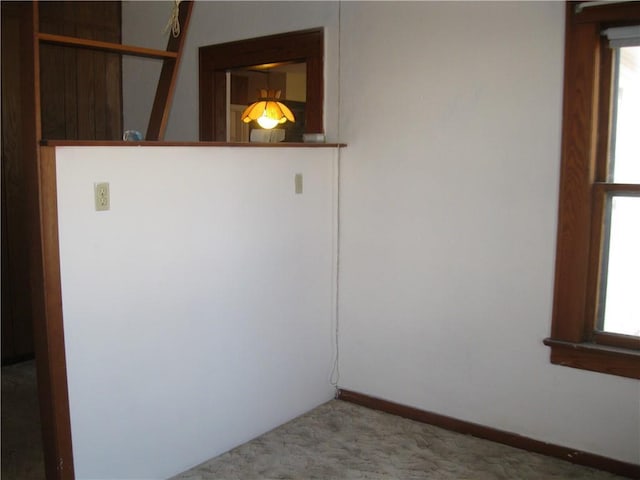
[
  {"x1": 146, "y1": 1, "x2": 193, "y2": 141},
  {"x1": 37, "y1": 32, "x2": 177, "y2": 59}
]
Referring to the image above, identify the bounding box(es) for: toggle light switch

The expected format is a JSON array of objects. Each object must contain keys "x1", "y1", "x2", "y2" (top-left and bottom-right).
[{"x1": 295, "y1": 173, "x2": 303, "y2": 194}]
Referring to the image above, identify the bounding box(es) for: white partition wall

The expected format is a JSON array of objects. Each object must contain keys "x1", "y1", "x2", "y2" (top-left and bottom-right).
[{"x1": 55, "y1": 146, "x2": 338, "y2": 479}]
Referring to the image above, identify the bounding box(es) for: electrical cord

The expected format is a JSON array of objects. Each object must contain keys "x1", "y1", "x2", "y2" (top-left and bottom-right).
[{"x1": 329, "y1": 0, "x2": 342, "y2": 392}]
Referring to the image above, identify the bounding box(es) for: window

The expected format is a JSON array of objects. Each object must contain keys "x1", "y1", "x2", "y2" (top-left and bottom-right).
[
  {"x1": 544, "y1": 2, "x2": 640, "y2": 379},
  {"x1": 598, "y1": 41, "x2": 640, "y2": 338}
]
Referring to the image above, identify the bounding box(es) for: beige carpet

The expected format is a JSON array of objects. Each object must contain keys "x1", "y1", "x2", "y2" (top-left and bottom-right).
[
  {"x1": 0, "y1": 364, "x2": 629, "y2": 480},
  {"x1": 172, "y1": 400, "x2": 626, "y2": 480}
]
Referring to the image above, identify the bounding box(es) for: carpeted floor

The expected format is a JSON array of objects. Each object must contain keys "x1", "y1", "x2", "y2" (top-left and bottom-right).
[
  {"x1": 1, "y1": 360, "x2": 45, "y2": 480},
  {"x1": 172, "y1": 400, "x2": 626, "y2": 480},
  {"x1": 0, "y1": 363, "x2": 629, "y2": 480}
]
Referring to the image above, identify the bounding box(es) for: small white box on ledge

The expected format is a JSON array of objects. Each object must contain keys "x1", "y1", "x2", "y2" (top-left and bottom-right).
[{"x1": 303, "y1": 133, "x2": 326, "y2": 143}]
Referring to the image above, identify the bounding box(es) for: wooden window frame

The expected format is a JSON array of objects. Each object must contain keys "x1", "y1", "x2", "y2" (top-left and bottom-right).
[
  {"x1": 544, "y1": 1, "x2": 640, "y2": 379},
  {"x1": 198, "y1": 28, "x2": 324, "y2": 142}
]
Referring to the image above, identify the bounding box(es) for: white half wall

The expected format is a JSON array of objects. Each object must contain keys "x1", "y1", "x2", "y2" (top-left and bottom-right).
[
  {"x1": 55, "y1": 146, "x2": 338, "y2": 479},
  {"x1": 337, "y1": 1, "x2": 640, "y2": 465}
]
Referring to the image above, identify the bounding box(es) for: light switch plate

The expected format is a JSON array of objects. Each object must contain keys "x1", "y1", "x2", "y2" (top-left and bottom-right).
[{"x1": 295, "y1": 174, "x2": 303, "y2": 194}]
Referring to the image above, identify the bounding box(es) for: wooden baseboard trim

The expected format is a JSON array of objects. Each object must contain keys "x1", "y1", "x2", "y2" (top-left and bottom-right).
[{"x1": 337, "y1": 389, "x2": 639, "y2": 479}]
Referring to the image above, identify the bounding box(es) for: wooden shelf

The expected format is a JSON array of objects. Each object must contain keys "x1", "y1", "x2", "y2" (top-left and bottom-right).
[{"x1": 37, "y1": 32, "x2": 177, "y2": 59}]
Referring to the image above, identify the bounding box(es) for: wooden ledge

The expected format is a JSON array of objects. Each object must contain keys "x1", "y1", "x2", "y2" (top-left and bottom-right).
[
  {"x1": 543, "y1": 338, "x2": 640, "y2": 379},
  {"x1": 40, "y1": 140, "x2": 346, "y2": 148}
]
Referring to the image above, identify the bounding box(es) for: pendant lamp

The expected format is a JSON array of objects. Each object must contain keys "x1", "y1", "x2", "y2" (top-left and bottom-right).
[{"x1": 241, "y1": 89, "x2": 295, "y2": 129}]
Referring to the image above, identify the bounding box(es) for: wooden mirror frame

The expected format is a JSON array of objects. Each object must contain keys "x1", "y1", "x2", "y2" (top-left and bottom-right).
[{"x1": 199, "y1": 28, "x2": 323, "y2": 141}]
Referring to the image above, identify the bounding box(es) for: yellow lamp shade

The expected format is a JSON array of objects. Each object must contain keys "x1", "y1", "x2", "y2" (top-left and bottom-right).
[{"x1": 241, "y1": 89, "x2": 295, "y2": 129}]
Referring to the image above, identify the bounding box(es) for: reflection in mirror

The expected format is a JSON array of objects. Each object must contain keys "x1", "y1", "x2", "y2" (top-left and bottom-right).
[{"x1": 228, "y1": 62, "x2": 307, "y2": 143}]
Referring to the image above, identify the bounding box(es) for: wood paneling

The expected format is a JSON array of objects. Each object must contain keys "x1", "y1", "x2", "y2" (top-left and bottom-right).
[
  {"x1": 2, "y1": 0, "x2": 125, "y2": 364},
  {"x1": 36, "y1": 1, "x2": 189, "y2": 142},
  {"x1": 1, "y1": 1, "x2": 36, "y2": 364},
  {"x1": 38, "y1": 1, "x2": 122, "y2": 141},
  {"x1": 231, "y1": 75, "x2": 249, "y2": 105}
]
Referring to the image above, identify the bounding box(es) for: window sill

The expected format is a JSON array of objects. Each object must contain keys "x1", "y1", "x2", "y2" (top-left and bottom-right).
[{"x1": 543, "y1": 338, "x2": 640, "y2": 379}]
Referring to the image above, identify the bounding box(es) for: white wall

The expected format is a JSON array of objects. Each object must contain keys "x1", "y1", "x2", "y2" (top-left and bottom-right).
[
  {"x1": 56, "y1": 146, "x2": 338, "y2": 479},
  {"x1": 337, "y1": 1, "x2": 640, "y2": 465},
  {"x1": 117, "y1": 0, "x2": 640, "y2": 469},
  {"x1": 121, "y1": 1, "x2": 340, "y2": 141}
]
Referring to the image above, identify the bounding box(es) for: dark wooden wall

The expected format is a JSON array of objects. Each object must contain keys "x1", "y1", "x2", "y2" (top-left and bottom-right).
[
  {"x1": 1, "y1": 1, "x2": 122, "y2": 364},
  {"x1": 39, "y1": 1, "x2": 122, "y2": 140},
  {"x1": 1, "y1": 2, "x2": 35, "y2": 363}
]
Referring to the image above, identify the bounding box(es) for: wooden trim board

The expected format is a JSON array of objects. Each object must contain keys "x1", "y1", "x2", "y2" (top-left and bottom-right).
[
  {"x1": 37, "y1": 32, "x2": 176, "y2": 59},
  {"x1": 40, "y1": 140, "x2": 346, "y2": 148},
  {"x1": 337, "y1": 389, "x2": 640, "y2": 479},
  {"x1": 31, "y1": 146, "x2": 75, "y2": 479}
]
